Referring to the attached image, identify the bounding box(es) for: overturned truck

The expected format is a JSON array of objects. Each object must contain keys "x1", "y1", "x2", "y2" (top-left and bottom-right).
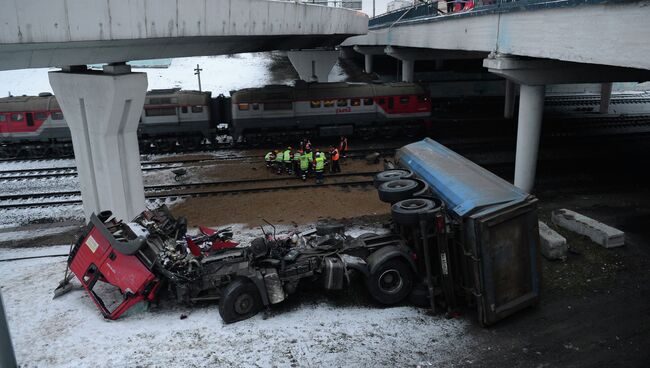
[{"x1": 58, "y1": 138, "x2": 540, "y2": 326}]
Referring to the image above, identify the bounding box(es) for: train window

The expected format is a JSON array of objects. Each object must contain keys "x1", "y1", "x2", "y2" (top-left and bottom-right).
[
  {"x1": 0, "y1": 115, "x2": 6, "y2": 122},
  {"x1": 363, "y1": 98, "x2": 374, "y2": 106},
  {"x1": 377, "y1": 98, "x2": 385, "y2": 105},
  {"x1": 417, "y1": 95, "x2": 429, "y2": 102},
  {"x1": 399, "y1": 96, "x2": 410, "y2": 105},
  {"x1": 149, "y1": 97, "x2": 173, "y2": 105},
  {"x1": 350, "y1": 99, "x2": 361, "y2": 107},
  {"x1": 191, "y1": 106, "x2": 203, "y2": 113},
  {"x1": 238, "y1": 103, "x2": 250, "y2": 111},
  {"x1": 11, "y1": 113, "x2": 23, "y2": 122},
  {"x1": 323, "y1": 100, "x2": 335, "y2": 107},
  {"x1": 145, "y1": 108, "x2": 176, "y2": 116},
  {"x1": 337, "y1": 99, "x2": 348, "y2": 107},
  {"x1": 252, "y1": 103, "x2": 260, "y2": 110},
  {"x1": 181, "y1": 106, "x2": 188, "y2": 114},
  {"x1": 310, "y1": 100, "x2": 321, "y2": 108},
  {"x1": 264, "y1": 101, "x2": 292, "y2": 111},
  {"x1": 35, "y1": 112, "x2": 48, "y2": 120},
  {"x1": 51, "y1": 112, "x2": 64, "y2": 120}
]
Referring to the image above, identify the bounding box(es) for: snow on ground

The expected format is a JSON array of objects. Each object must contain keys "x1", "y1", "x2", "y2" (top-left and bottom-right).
[
  {"x1": 0, "y1": 159, "x2": 76, "y2": 171},
  {"x1": 0, "y1": 176, "x2": 79, "y2": 195},
  {"x1": 0, "y1": 242, "x2": 475, "y2": 368},
  {"x1": 0, "y1": 53, "x2": 349, "y2": 98},
  {"x1": 0, "y1": 225, "x2": 80, "y2": 243}
]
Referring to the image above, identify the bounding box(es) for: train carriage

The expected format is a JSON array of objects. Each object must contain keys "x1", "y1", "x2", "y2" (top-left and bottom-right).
[{"x1": 230, "y1": 82, "x2": 431, "y2": 143}]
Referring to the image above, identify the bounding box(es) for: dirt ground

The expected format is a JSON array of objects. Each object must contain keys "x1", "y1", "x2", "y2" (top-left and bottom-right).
[{"x1": 170, "y1": 186, "x2": 391, "y2": 228}]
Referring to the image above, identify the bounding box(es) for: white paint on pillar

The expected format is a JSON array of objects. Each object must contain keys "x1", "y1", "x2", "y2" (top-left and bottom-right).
[
  {"x1": 402, "y1": 59, "x2": 414, "y2": 82},
  {"x1": 514, "y1": 84, "x2": 545, "y2": 193},
  {"x1": 600, "y1": 82, "x2": 613, "y2": 114},
  {"x1": 49, "y1": 70, "x2": 148, "y2": 221},
  {"x1": 504, "y1": 79, "x2": 516, "y2": 119},
  {"x1": 364, "y1": 54, "x2": 373, "y2": 74},
  {"x1": 287, "y1": 50, "x2": 339, "y2": 82}
]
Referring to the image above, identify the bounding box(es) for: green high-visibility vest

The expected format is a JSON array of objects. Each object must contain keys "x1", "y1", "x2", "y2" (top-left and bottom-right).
[
  {"x1": 306, "y1": 152, "x2": 314, "y2": 161},
  {"x1": 275, "y1": 151, "x2": 283, "y2": 162},
  {"x1": 284, "y1": 149, "x2": 292, "y2": 163},
  {"x1": 299, "y1": 154, "x2": 309, "y2": 170},
  {"x1": 294, "y1": 152, "x2": 301, "y2": 161},
  {"x1": 315, "y1": 155, "x2": 325, "y2": 171},
  {"x1": 265, "y1": 152, "x2": 273, "y2": 161}
]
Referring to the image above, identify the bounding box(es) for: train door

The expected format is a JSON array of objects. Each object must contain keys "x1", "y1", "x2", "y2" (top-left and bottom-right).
[
  {"x1": 26, "y1": 113, "x2": 34, "y2": 129},
  {"x1": 0, "y1": 113, "x2": 6, "y2": 136}
]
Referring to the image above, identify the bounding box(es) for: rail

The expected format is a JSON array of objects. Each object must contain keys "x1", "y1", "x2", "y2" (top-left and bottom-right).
[{"x1": 368, "y1": 0, "x2": 611, "y2": 28}]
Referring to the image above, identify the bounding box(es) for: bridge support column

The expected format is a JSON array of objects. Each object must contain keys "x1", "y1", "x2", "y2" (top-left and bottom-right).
[
  {"x1": 514, "y1": 84, "x2": 545, "y2": 193},
  {"x1": 364, "y1": 54, "x2": 374, "y2": 74},
  {"x1": 504, "y1": 79, "x2": 516, "y2": 119},
  {"x1": 401, "y1": 59, "x2": 415, "y2": 82},
  {"x1": 287, "y1": 50, "x2": 339, "y2": 82},
  {"x1": 49, "y1": 64, "x2": 147, "y2": 221},
  {"x1": 600, "y1": 82, "x2": 613, "y2": 114}
]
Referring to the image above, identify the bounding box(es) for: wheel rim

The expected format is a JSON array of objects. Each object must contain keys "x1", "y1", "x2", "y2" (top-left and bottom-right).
[
  {"x1": 234, "y1": 293, "x2": 254, "y2": 315},
  {"x1": 400, "y1": 199, "x2": 428, "y2": 211},
  {"x1": 378, "y1": 269, "x2": 403, "y2": 294}
]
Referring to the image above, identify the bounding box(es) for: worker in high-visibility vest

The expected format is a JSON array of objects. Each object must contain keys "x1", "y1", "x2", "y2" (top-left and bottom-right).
[
  {"x1": 275, "y1": 149, "x2": 284, "y2": 175},
  {"x1": 305, "y1": 148, "x2": 314, "y2": 175},
  {"x1": 299, "y1": 150, "x2": 310, "y2": 181},
  {"x1": 329, "y1": 146, "x2": 341, "y2": 173},
  {"x1": 314, "y1": 149, "x2": 326, "y2": 184},
  {"x1": 264, "y1": 151, "x2": 275, "y2": 170},
  {"x1": 293, "y1": 150, "x2": 302, "y2": 177},
  {"x1": 283, "y1": 146, "x2": 293, "y2": 175}
]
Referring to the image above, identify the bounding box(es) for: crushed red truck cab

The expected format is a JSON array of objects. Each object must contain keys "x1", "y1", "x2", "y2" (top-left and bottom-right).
[{"x1": 69, "y1": 214, "x2": 160, "y2": 320}]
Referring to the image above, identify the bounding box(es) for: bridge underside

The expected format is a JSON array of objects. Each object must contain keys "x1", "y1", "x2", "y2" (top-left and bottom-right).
[{"x1": 0, "y1": 34, "x2": 353, "y2": 71}]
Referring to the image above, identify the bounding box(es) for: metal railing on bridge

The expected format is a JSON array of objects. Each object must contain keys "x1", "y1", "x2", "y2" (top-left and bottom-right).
[
  {"x1": 368, "y1": 0, "x2": 604, "y2": 28},
  {"x1": 301, "y1": 0, "x2": 362, "y2": 10}
]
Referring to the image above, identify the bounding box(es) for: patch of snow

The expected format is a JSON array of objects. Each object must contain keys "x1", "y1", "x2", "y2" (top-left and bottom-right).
[
  {"x1": 0, "y1": 204, "x2": 84, "y2": 228},
  {"x1": 0, "y1": 225, "x2": 81, "y2": 243},
  {"x1": 0, "y1": 243, "x2": 475, "y2": 367},
  {"x1": 0, "y1": 159, "x2": 76, "y2": 171}
]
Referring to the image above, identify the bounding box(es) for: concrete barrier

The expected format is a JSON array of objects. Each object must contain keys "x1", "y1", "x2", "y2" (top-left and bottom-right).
[
  {"x1": 538, "y1": 221, "x2": 567, "y2": 260},
  {"x1": 551, "y1": 209, "x2": 625, "y2": 248}
]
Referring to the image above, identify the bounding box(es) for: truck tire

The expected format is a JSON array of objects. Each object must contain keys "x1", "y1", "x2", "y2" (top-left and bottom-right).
[
  {"x1": 378, "y1": 179, "x2": 419, "y2": 203},
  {"x1": 367, "y1": 258, "x2": 413, "y2": 305},
  {"x1": 373, "y1": 169, "x2": 413, "y2": 188},
  {"x1": 218, "y1": 278, "x2": 262, "y2": 324},
  {"x1": 391, "y1": 198, "x2": 441, "y2": 225}
]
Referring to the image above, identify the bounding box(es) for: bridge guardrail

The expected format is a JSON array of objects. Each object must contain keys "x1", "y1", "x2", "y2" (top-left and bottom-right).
[{"x1": 368, "y1": 0, "x2": 606, "y2": 28}]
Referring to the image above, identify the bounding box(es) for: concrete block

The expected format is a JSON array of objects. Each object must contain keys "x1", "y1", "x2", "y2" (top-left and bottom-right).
[
  {"x1": 552, "y1": 209, "x2": 625, "y2": 248},
  {"x1": 538, "y1": 221, "x2": 567, "y2": 260}
]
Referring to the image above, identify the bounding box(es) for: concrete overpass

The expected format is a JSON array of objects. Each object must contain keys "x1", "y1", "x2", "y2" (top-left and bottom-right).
[
  {"x1": 343, "y1": 0, "x2": 650, "y2": 192},
  {"x1": 0, "y1": 0, "x2": 368, "y2": 221}
]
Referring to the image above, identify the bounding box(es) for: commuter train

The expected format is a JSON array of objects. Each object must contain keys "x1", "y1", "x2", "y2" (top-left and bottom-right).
[{"x1": 0, "y1": 82, "x2": 431, "y2": 156}]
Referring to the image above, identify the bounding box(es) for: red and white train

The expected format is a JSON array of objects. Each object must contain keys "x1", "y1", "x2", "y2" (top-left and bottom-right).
[{"x1": 0, "y1": 82, "x2": 431, "y2": 156}]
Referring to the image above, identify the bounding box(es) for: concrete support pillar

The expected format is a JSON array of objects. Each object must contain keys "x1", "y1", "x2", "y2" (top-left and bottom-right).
[
  {"x1": 49, "y1": 64, "x2": 147, "y2": 221},
  {"x1": 600, "y1": 82, "x2": 613, "y2": 114},
  {"x1": 402, "y1": 59, "x2": 415, "y2": 82},
  {"x1": 504, "y1": 79, "x2": 516, "y2": 119},
  {"x1": 364, "y1": 54, "x2": 373, "y2": 74},
  {"x1": 514, "y1": 84, "x2": 545, "y2": 193},
  {"x1": 287, "y1": 50, "x2": 339, "y2": 82}
]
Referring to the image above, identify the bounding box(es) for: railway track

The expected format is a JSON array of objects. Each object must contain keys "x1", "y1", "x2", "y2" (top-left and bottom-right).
[
  {"x1": 0, "y1": 148, "x2": 396, "y2": 181},
  {"x1": 0, "y1": 172, "x2": 379, "y2": 210}
]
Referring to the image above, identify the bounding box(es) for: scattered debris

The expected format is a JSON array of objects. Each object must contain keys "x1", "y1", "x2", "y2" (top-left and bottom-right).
[
  {"x1": 552, "y1": 209, "x2": 625, "y2": 248},
  {"x1": 538, "y1": 221, "x2": 568, "y2": 260}
]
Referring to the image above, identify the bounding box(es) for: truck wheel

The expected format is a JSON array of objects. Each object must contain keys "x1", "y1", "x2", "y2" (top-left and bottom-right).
[
  {"x1": 367, "y1": 258, "x2": 413, "y2": 305},
  {"x1": 373, "y1": 169, "x2": 413, "y2": 187},
  {"x1": 378, "y1": 179, "x2": 419, "y2": 203},
  {"x1": 391, "y1": 198, "x2": 441, "y2": 225},
  {"x1": 218, "y1": 278, "x2": 262, "y2": 324}
]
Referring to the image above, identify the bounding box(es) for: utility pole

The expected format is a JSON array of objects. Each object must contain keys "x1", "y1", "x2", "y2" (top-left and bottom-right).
[
  {"x1": 194, "y1": 64, "x2": 203, "y2": 92},
  {"x1": 373, "y1": 0, "x2": 376, "y2": 17}
]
